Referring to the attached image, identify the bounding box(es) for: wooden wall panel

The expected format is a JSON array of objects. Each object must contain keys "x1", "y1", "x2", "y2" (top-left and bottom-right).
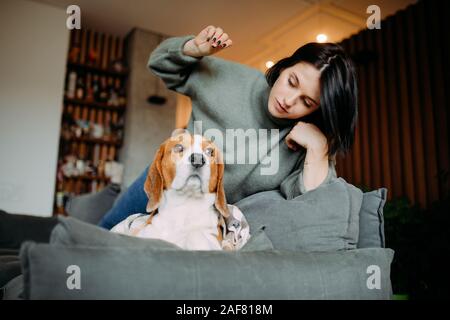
[
  {"x1": 395, "y1": 10, "x2": 416, "y2": 204},
  {"x1": 426, "y1": 0, "x2": 449, "y2": 200},
  {"x1": 414, "y1": 1, "x2": 439, "y2": 205},
  {"x1": 404, "y1": 5, "x2": 427, "y2": 208},
  {"x1": 338, "y1": 0, "x2": 448, "y2": 207},
  {"x1": 373, "y1": 26, "x2": 392, "y2": 199},
  {"x1": 364, "y1": 29, "x2": 382, "y2": 189}
]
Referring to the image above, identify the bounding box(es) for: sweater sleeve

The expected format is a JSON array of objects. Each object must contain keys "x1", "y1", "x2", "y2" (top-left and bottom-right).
[
  {"x1": 147, "y1": 35, "x2": 207, "y2": 96},
  {"x1": 148, "y1": 35, "x2": 262, "y2": 100},
  {"x1": 279, "y1": 155, "x2": 338, "y2": 200}
]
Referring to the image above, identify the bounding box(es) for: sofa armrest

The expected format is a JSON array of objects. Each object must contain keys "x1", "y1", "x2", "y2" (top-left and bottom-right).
[{"x1": 19, "y1": 241, "x2": 394, "y2": 300}]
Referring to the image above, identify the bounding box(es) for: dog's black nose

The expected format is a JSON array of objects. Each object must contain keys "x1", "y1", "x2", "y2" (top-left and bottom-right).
[{"x1": 190, "y1": 153, "x2": 205, "y2": 168}]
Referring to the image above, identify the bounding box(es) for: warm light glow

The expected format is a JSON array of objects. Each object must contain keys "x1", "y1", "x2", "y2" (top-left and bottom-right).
[
  {"x1": 265, "y1": 61, "x2": 274, "y2": 69},
  {"x1": 316, "y1": 34, "x2": 328, "y2": 43}
]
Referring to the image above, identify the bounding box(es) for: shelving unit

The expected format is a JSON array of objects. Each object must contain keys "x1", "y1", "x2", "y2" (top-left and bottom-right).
[{"x1": 54, "y1": 28, "x2": 129, "y2": 215}]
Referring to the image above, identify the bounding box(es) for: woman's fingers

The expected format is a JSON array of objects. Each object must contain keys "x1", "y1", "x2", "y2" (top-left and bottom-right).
[
  {"x1": 205, "y1": 26, "x2": 216, "y2": 42},
  {"x1": 211, "y1": 27, "x2": 223, "y2": 47},
  {"x1": 197, "y1": 25, "x2": 232, "y2": 54},
  {"x1": 216, "y1": 33, "x2": 229, "y2": 47},
  {"x1": 199, "y1": 25, "x2": 212, "y2": 41},
  {"x1": 221, "y1": 39, "x2": 232, "y2": 48}
]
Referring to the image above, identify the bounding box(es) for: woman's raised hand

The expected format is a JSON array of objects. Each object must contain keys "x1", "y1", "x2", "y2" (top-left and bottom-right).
[{"x1": 183, "y1": 25, "x2": 233, "y2": 58}]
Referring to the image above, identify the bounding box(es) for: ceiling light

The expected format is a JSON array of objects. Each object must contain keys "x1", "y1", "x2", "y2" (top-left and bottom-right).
[{"x1": 316, "y1": 34, "x2": 328, "y2": 43}]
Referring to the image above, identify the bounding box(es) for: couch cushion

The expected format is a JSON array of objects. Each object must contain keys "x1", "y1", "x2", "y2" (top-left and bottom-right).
[
  {"x1": 51, "y1": 216, "x2": 181, "y2": 250},
  {"x1": 65, "y1": 183, "x2": 121, "y2": 225},
  {"x1": 50, "y1": 216, "x2": 273, "y2": 252},
  {"x1": 0, "y1": 254, "x2": 21, "y2": 289},
  {"x1": 1, "y1": 275, "x2": 23, "y2": 300},
  {"x1": 19, "y1": 241, "x2": 394, "y2": 300},
  {"x1": 358, "y1": 188, "x2": 387, "y2": 248},
  {"x1": 235, "y1": 177, "x2": 363, "y2": 252},
  {"x1": 0, "y1": 210, "x2": 58, "y2": 250}
]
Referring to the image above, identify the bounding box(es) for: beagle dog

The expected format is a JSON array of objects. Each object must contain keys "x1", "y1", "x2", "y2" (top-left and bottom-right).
[{"x1": 111, "y1": 130, "x2": 250, "y2": 251}]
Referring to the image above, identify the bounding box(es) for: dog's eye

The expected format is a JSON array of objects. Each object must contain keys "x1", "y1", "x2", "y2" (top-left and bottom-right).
[
  {"x1": 173, "y1": 144, "x2": 184, "y2": 153},
  {"x1": 205, "y1": 147, "x2": 214, "y2": 157}
]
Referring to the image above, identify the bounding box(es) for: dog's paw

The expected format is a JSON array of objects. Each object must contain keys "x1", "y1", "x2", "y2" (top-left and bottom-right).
[{"x1": 221, "y1": 240, "x2": 235, "y2": 251}]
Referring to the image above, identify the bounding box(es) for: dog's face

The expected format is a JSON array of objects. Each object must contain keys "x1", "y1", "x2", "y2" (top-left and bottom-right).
[{"x1": 144, "y1": 131, "x2": 229, "y2": 218}]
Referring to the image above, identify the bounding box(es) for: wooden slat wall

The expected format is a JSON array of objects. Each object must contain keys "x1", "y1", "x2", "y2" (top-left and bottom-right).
[{"x1": 336, "y1": 0, "x2": 449, "y2": 208}]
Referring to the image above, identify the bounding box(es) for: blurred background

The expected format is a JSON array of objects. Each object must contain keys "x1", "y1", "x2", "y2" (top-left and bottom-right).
[{"x1": 0, "y1": 0, "x2": 449, "y2": 299}]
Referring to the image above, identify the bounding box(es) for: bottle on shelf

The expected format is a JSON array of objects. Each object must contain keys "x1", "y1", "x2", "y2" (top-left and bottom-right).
[
  {"x1": 92, "y1": 110, "x2": 104, "y2": 139},
  {"x1": 117, "y1": 115, "x2": 125, "y2": 141},
  {"x1": 61, "y1": 104, "x2": 75, "y2": 140},
  {"x1": 76, "y1": 72, "x2": 85, "y2": 100},
  {"x1": 85, "y1": 72, "x2": 94, "y2": 102},
  {"x1": 101, "y1": 34, "x2": 110, "y2": 70},
  {"x1": 92, "y1": 74, "x2": 100, "y2": 102},
  {"x1": 61, "y1": 154, "x2": 77, "y2": 177},
  {"x1": 110, "y1": 111, "x2": 124, "y2": 142},
  {"x1": 79, "y1": 29, "x2": 88, "y2": 65},
  {"x1": 87, "y1": 30, "x2": 99, "y2": 66},
  {"x1": 110, "y1": 77, "x2": 121, "y2": 106},
  {"x1": 118, "y1": 78, "x2": 127, "y2": 106},
  {"x1": 109, "y1": 35, "x2": 117, "y2": 71},
  {"x1": 99, "y1": 76, "x2": 108, "y2": 103},
  {"x1": 68, "y1": 30, "x2": 81, "y2": 64},
  {"x1": 77, "y1": 142, "x2": 87, "y2": 176},
  {"x1": 55, "y1": 191, "x2": 65, "y2": 214},
  {"x1": 72, "y1": 106, "x2": 82, "y2": 138},
  {"x1": 89, "y1": 108, "x2": 97, "y2": 138},
  {"x1": 103, "y1": 111, "x2": 112, "y2": 141},
  {"x1": 80, "y1": 107, "x2": 90, "y2": 137},
  {"x1": 107, "y1": 77, "x2": 119, "y2": 106},
  {"x1": 97, "y1": 144, "x2": 109, "y2": 179},
  {"x1": 66, "y1": 71, "x2": 77, "y2": 99},
  {"x1": 94, "y1": 32, "x2": 102, "y2": 68},
  {"x1": 111, "y1": 37, "x2": 126, "y2": 73},
  {"x1": 90, "y1": 143, "x2": 99, "y2": 180},
  {"x1": 55, "y1": 165, "x2": 66, "y2": 215}
]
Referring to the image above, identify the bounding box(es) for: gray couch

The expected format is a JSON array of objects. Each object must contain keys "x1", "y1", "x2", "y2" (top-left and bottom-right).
[{"x1": 2, "y1": 179, "x2": 393, "y2": 300}]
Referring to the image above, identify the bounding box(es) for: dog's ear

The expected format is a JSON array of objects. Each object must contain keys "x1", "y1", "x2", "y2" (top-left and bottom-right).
[
  {"x1": 214, "y1": 161, "x2": 230, "y2": 218},
  {"x1": 144, "y1": 143, "x2": 166, "y2": 213}
]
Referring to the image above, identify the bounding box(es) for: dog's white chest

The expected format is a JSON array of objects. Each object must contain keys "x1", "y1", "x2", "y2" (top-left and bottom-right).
[
  {"x1": 112, "y1": 192, "x2": 222, "y2": 250},
  {"x1": 142, "y1": 199, "x2": 220, "y2": 249}
]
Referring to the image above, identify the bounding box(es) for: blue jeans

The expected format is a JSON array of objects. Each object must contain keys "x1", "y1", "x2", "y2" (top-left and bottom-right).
[{"x1": 98, "y1": 165, "x2": 150, "y2": 230}]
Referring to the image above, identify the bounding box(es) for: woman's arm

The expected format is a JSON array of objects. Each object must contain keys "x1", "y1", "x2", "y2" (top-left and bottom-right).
[
  {"x1": 147, "y1": 35, "x2": 202, "y2": 95},
  {"x1": 302, "y1": 143, "x2": 330, "y2": 191},
  {"x1": 147, "y1": 26, "x2": 233, "y2": 95},
  {"x1": 284, "y1": 121, "x2": 337, "y2": 193}
]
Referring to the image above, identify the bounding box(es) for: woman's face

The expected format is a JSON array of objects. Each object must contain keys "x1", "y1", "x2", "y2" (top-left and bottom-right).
[{"x1": 268, "y1": 62, "x2": 321, "y2": 120}]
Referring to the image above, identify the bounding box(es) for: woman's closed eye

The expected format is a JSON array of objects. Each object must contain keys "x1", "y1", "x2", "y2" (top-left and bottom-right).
[
  {"x1": 288, "y1": 77, "x2": 313, "y2": 108},
  {"x1": 288, "y1": 77, "x2": 296, "y2": 87}
]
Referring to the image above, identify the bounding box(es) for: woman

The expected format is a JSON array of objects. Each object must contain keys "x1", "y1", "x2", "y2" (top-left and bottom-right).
[{"x1": 99, "y1": 25, "x2": 358, "y2": 229}]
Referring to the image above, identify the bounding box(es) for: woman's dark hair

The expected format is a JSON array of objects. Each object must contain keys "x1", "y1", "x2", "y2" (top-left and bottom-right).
[{"x1": 265, "y1": 42, "x2": 358, "y2": 157}]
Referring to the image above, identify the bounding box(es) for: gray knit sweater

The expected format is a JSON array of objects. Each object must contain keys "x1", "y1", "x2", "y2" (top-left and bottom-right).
[{"x1": 148, "y1": 35, "x2": 336, "y2": 204}]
